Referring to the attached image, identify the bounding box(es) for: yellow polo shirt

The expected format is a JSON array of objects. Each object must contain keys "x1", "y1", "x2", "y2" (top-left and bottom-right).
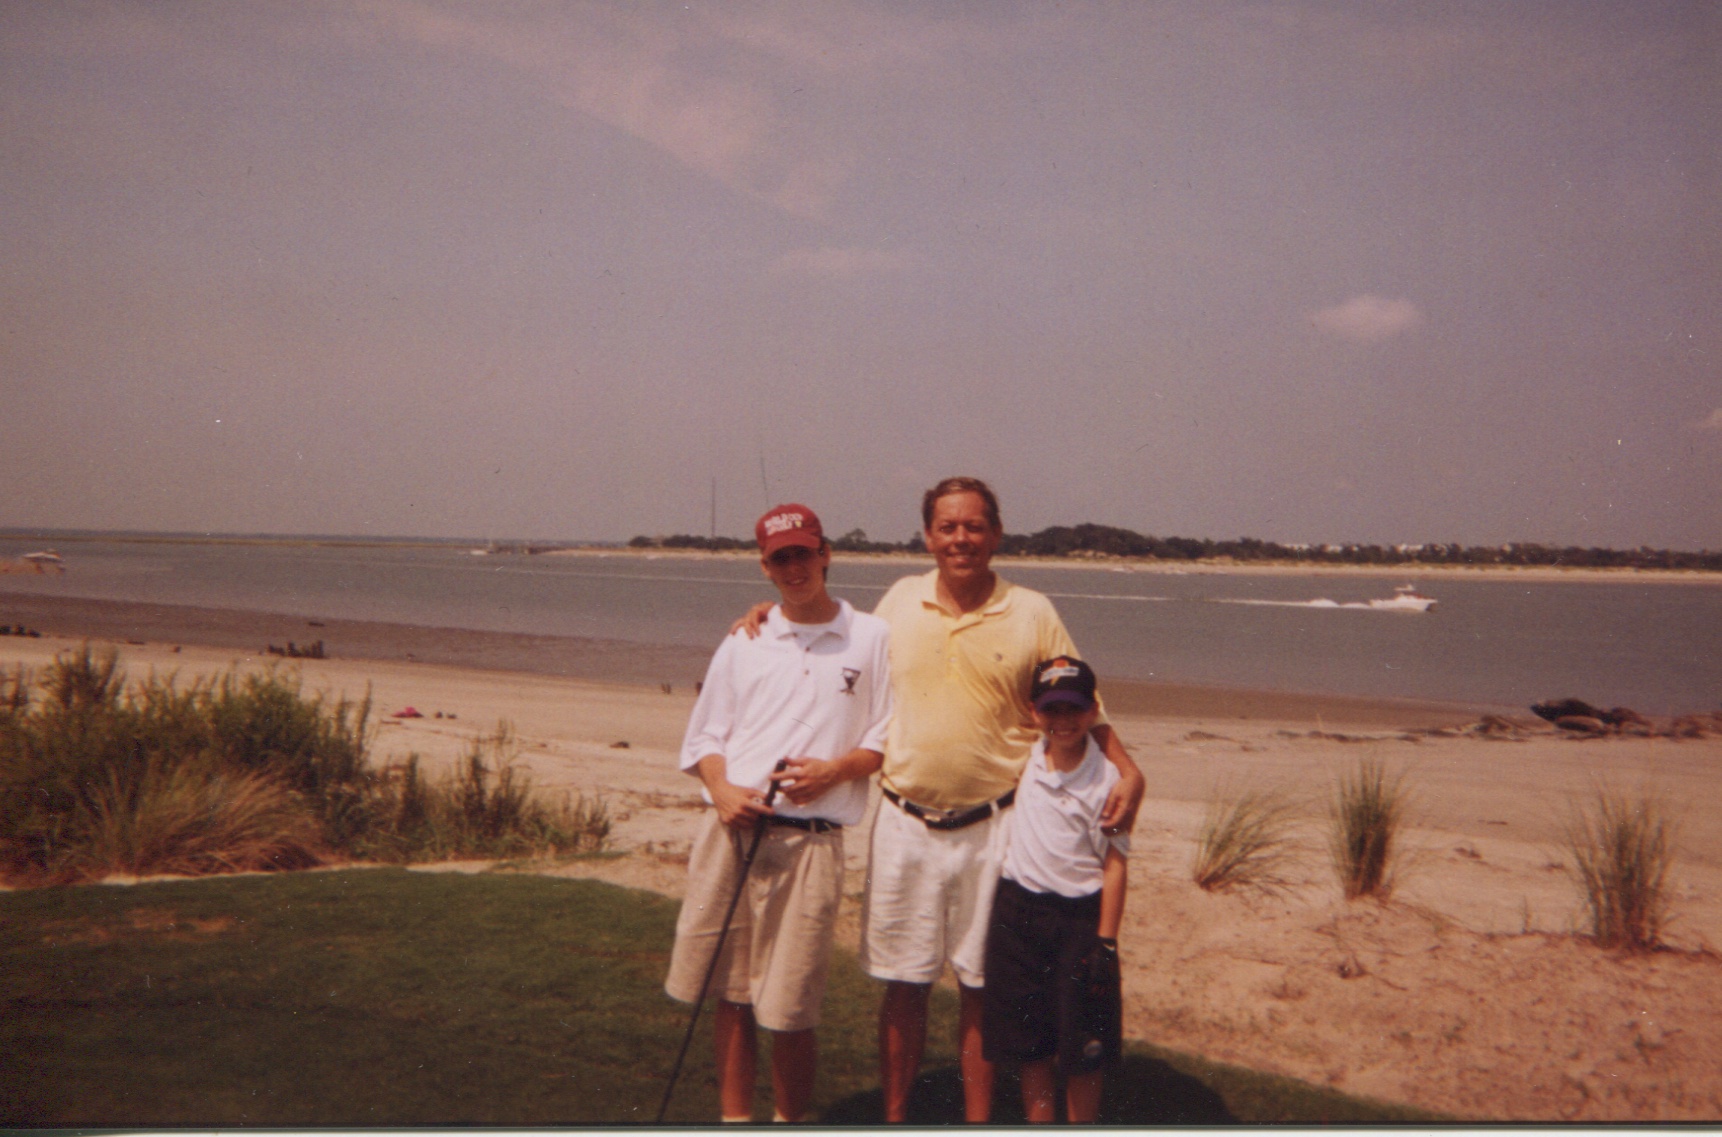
[{"x1": 874, "y1": 570, "x2": 1102, "y2": 811}]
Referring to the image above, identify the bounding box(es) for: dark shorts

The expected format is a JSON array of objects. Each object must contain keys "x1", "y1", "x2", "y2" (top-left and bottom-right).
[{"x1": 981, "y1": 877, "x2": 1122, "y2": 1072}]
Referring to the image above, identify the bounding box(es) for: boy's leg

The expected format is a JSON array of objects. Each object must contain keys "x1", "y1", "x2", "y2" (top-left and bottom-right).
[
  {"x1": 1018, "y1": 1058, "x2": 1058, "y2": 1123},
  {"x1": 1064, "y1": 1068, "x2": 1103, "y2": 1123},
  {"x1": 957, "y1": 983, "x2": 994, "y2": 1122},
  {"x1": 879, "y1": 980, "x2": 929, "y2": 1122},
  {"x1": 714, "y1": 999, "x2": 758, "y2": 1122},
  {"x1": 768, "y1": 1027, "x2": 816, "y2": 1123}
]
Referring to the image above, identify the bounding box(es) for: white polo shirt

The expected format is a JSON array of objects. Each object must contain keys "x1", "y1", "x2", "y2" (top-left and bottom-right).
[
  {"x1": 1001, "y1": 735, "x2": 1131, "y2": 898},
  {"x1": 680, "y1": 599, "x2": 892, "y2": 827}
]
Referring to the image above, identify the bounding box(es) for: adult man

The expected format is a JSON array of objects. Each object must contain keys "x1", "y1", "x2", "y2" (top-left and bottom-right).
[
  {"x1": 664, "y1": 503, "x2": 892, "y2": 1124},
  {"x1": 739, "y1": 477, "x2": 1144, "y2": 1122}
]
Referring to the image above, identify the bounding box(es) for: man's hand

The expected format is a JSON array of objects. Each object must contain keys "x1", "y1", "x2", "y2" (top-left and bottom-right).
[
  {"x1": 1099, "y1": 762, "x2": 1144, "y2": 835},
  {"x1": 1092, "y1": 724, "x2": 1144, "y2": 835},
  {"x1": 727, "y1": 601, "x2": 774, "y2": 640},
  {"x1": 772, "y1": 757, "x2": 843, "y2": 806}
]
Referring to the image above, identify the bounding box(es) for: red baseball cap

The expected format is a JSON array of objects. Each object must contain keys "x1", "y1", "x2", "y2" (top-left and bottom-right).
[{"x1": 755, "y1": 503, "x2": 825, "y2": 556}]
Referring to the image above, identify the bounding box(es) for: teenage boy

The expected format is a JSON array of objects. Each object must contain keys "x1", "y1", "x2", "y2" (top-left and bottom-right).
[
  {"x1": 663, "y1": 503, "x2": 892, "y2": 1124},
  {"x1": 982, "y1": 656, "x2": 1128, "y2": 1124}
]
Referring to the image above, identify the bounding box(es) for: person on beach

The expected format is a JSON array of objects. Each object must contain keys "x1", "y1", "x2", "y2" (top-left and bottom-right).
[
  {"x1": 663, "y1": 503, "x2": 892, "y2": 1124},
  {"x1": 735, "y1": 476, "x2": 1144, "y2": 1123},
  {"x1": 982, "y1": 656, "x2": 1127, "y2": 1124}
]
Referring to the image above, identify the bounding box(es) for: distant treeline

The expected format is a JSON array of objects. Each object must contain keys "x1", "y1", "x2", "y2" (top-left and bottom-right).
[{"x1": 629, "y1": 525, "x2": 1722, "y2": 571}]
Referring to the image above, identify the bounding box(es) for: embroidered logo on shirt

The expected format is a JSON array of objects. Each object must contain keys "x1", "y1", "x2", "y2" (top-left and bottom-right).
[{"x1": 840, "y1": 667, "x2": 861, "y2": 695}]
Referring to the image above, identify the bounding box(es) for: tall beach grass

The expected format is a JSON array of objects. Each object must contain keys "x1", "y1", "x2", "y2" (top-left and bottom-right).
[
  {"x1": 1192, "y1": 787, "x2": 1300, "y2": 894},
  {"x1": 1564, "y1": 787, "x2": 1676, "y2": 951},
  {"x1": 1328, "y1": 759, "x2": 1409, "y2": 901},
  {"x1": 0, "y1": 646, "x2": 608, "y2": 885}
]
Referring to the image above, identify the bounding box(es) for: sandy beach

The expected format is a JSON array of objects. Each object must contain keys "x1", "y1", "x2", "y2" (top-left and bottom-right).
[{"x1": 4, "y1": 596, "x2": 1720, "y2": 1121}]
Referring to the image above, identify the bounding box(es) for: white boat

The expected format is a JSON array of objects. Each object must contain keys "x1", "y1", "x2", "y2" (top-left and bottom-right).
[{"x1": 1366, "y1": 584, "x2": 1437, "y2": 612}]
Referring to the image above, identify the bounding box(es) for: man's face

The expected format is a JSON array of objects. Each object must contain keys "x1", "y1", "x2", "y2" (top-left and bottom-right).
[
  {"x1": 761, "y1": 543, "x2": 830, "y2": 606},
  {"x1": 925, "y1": 491, "x2": 1001, "y2": 587}
]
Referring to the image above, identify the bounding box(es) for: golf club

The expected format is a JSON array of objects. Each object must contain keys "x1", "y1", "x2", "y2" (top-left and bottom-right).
[{"x1": 654, "y1": 758, "x2": 788, "y2": 1124}]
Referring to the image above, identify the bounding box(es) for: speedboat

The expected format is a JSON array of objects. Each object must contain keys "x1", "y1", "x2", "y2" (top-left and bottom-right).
[{"x1": 1366, "y1": 584, "x2": 1436, "y2": 612}]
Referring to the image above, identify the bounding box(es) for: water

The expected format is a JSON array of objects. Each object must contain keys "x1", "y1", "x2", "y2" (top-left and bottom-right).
[{"x1": 3, "y1": 537, "x2": 1718, "y2": 714}]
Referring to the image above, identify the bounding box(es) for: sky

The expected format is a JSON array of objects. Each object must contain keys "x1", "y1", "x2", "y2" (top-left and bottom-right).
[{"x1": 2, "y1": 1, "x2": 1717, "y2": 549}]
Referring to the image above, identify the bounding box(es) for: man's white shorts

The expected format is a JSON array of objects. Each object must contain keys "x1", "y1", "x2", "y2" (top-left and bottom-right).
[{"x1": 859, "y1": 793, "x2": 1013, "y2": 989}]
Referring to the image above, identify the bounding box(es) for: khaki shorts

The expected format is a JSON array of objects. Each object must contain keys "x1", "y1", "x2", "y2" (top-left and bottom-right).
[
  {"x1": 664, "y1": 812, "x2": 843, "y2": 1033},
  {"x1": 859, "y1": 792, "x2": 1013, "y2": 988}
]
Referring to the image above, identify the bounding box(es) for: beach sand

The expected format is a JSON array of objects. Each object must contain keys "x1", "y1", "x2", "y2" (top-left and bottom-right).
[{"x1": 4, "y1": 594, "x2": 1720, "y2": 1121}]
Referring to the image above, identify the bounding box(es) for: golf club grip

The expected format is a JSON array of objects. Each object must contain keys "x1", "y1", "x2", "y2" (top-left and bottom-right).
[{"x1": 762, "y1": 757, "x2": 788, "y2": 807}]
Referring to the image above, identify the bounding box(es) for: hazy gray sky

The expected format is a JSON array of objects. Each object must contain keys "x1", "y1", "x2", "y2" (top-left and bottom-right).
[{"x1": 3, "y1": 1, "x2": 1717, "y2": 548}]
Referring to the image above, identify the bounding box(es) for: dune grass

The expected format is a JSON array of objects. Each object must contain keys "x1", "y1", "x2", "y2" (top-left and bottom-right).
[
  {"x1": 1564, "y1": 787, "x2": 1677, "y2": 951},
  {"x1": 0, "y1": 868, "x2": 1446, "y2": 1125},
  {"x1": 1329, "y1": 759, "x2": 1409, "y2": 900},
  {"x1": 0, "y1": 647, "x2": 608, "y2": 885},
  {"x1": 1192, "y1": 786, "x2": 1301, "y2": 894}
]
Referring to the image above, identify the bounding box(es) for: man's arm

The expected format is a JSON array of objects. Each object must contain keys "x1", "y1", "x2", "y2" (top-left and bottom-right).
[
  {"x1": 773, "y1": 747, "x2": 883, "y2": 807},
  {"x1": 693, "y1": 753, "x2": 775, "y2": 829},
  {"x1": 727, "y1": 601, "x2": 775, "y2": 640},
  {"x1": 1091, "y1": 724, "x2": 1144, "y2": 835}
]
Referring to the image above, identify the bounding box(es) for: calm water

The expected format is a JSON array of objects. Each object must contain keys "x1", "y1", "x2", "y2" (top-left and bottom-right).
[{"x1": 3, "y1": 537, "x2": 1719, "y2": 714}]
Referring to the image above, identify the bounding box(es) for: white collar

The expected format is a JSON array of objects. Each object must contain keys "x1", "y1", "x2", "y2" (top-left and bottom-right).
[
  {"x1": 766, "y1": 598, "x2": 852, "y2": 642},
  {"x1": 1029, "y1": 735, "x2": 1102, "y2": 789}
]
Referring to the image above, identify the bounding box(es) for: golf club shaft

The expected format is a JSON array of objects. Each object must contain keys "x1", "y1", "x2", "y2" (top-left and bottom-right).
[{"x1": 654, "y1": 760, "x2": 787, "y2": 1123}]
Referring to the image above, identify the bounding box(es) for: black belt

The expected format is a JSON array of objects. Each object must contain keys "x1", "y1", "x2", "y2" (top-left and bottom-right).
[
  {"x1": 766, "y1": 815, "x2": 842, "y2": 834},
  {"x1": 882, "y1": 787, "x2": 1015, "y2": 831}
]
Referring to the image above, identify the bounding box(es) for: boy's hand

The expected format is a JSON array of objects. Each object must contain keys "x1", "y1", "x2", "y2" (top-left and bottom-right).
[
  {"x1": 1081, "y1": 937, "x2": 1120, "y2": 996},
  {"x1": 727, "y1": 602, "x2": 774, "y2": 640},
  {"x1": 709, "y1": 778, "x2": 775, "y2": 829},
  {"x1": 772, "y1": 757, "x2": 841, "y2": 806}
]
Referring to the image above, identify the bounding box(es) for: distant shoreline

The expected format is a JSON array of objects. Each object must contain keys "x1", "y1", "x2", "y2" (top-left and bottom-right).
[
  {"x1": 4, "y1": 530, "x2": 1718, "y2": 584},
  {"x1": 0, "y1": 590, "x2": 1490, "y2": 728}
]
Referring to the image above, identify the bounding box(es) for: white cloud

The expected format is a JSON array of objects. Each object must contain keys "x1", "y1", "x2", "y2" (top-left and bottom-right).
[
  {"x1": 1310, "y1": 295, "x2": 1424, "y2": 342},
  {"x1": 769, "y1": 246, "x2": 915, "y2": 279},
  {"x1": 1694, "y1": 409, "x2": 1722, "y2": 432}
]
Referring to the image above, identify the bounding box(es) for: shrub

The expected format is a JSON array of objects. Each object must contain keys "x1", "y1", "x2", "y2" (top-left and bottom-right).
[
  {"x1": 1192, "y1": 787, "x2": 1300, "y2": 893},
  {"x1": 1564, "y1": 788, "x2": 1676, "y2": 950},
  {"x1": 66, "y1": 762, "x2": 323, "y2": 878},
  {"x1": 1328, "y1": 760, "x2": 1408, "y2": 900},
  {"x1": 0, "y1": 648, "x2": 609, "y2": 885},
  {"x1": 350, "y1": 728, "x2": 611, "y2": 863}
]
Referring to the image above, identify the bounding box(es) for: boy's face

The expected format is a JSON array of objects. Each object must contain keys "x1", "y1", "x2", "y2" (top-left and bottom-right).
[
  {"x1": 1032, "y1": 699, "x2": 1099, "y2": 745},
  {"x1": 761, "y1": 542, "x2": 830, "y2": 606}
]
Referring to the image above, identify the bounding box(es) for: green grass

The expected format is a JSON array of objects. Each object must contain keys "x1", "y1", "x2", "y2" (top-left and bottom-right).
[
  {"x1": 1329, "y1": 759, "x2": 1410, "y2": 900},
  {"x1": 0, "y1": 868, "x2": 1448, "y2": 1125},
  {"x1": 1192, "y1": 786, "x2": 1300, "y2": 894},
  {"x1": 1565, "y1": 787, "x2": 1677, "y2": 951}
]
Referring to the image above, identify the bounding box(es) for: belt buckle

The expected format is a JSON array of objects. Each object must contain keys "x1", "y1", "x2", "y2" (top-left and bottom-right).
[{"x1": 921, "y1": 805, "x2": 962, "y2": 829}]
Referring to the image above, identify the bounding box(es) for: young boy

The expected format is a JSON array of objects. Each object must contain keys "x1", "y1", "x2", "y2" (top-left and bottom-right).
[
  {"x1": 663, "y1": 503, "x2": 891, "y2": 1124},
  {"x1": 982, "y1": 656, "x2": 1128, "y2": 1123}
]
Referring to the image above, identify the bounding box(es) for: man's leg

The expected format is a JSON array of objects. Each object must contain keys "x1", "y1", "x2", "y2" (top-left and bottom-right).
[
  {"x1": 958, "y1": 982, "x2": 994, "y2": 1122},
  {"x1": 713, "y1": 999, "x2": 758, "y2": 1122},
  {"x1": 768, "y1": 1028, "x2": 816, "y2": 1123},
  {"x1": 878, "y1": 980, "x2": 929, "y2": 1123}
]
